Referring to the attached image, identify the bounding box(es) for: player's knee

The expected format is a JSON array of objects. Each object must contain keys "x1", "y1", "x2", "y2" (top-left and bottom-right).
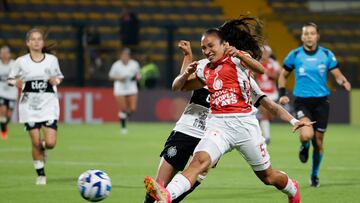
[
  {"x1": 45, "y1": 141, "x2": 56, "y2": 149},
  {"x1": 32, "y1": 142, "x2": 42, "y2": 149},
  {"x1": 300, "y1": 131, "x2": 313, "y2": 141},
  {"x1": 189, "y1": 156, "x2": 211, "y2": 173}
]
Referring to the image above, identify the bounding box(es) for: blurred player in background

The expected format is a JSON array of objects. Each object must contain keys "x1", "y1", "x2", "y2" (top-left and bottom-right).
[
  {"x1": 144, "y1": 16, "x2": 313, "y2": 203},
  {"x1": 8, "y1": 28, "x2": 64, "y2": 185},
  {"x1": 278, "y1": 22, "x2": 352, "y2": 187},
  {"x1": 255, "y1": 45, "x2": 280, "y2": 144},
  {"x1": 0, "y1": 45, "x2": 18, "y2": 140},
  {"x1": 144, "y1": 40, "x2": 210, "y2": 203},
  {"x1": 108, "y1": 48, "x2": 140, "y2": 134}
]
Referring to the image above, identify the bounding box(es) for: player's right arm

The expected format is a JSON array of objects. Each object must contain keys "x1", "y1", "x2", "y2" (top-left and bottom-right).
[
  {"x1": 278, "y1": 68, "x2": 291, "y2": 104},
  {"x1": 278, "y1": 50, "x2": 296, "y2": 105},
  {"x1": 7, "y1": 57, "x2": 23, "y2": 89},
  {"x1": 172, "y1": 62, "x2": 205, "y2": 91},
  {"x1": 172, "y1": 40, "x2": 205, "y2": 91}
]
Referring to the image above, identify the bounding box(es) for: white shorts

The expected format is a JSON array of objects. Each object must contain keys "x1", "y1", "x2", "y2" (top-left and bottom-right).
[
  {"x1": 194, "y1": 114, "x2": 271, "y2": 171},
  {"x1": 113, "y1": 81, "x2": 138, "y2": 96}
]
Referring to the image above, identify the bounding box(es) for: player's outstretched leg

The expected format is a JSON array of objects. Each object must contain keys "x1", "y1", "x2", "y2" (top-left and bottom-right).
[
  {"x1": 255, "y1": 167, "x2": 300, "y2": 203},
  {"x1": 144, "y1": 176, "x2": 171, "y2": 203}
]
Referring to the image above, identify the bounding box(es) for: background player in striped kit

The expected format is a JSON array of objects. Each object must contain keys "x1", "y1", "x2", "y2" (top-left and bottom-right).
[
  {"x1": 0, "y1": 45, "x2": 18, "y2": 140},
  {"x1": 8, "y1": 28, "x2": 64, "y2": 185},
  {"x1": 108, "y1": 48, "x2": 141, "y2": 134},
  {"x1": 278, "y1": 22, "x2": 352, "y2": 187},
  {"x1": 255, "y1": 45, "x2": 281, "y2": 144},
  {"x1": 144, "y1": 40, "x2": 210, "y2": 203}
]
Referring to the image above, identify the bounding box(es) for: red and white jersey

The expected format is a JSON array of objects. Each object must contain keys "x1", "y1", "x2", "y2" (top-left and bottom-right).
[
  {"x1": 255, "y1": 58, "x2": 280, "y2": 94},
  {"x1": 196, "y1": 55, "x2": 256, "y2": 115}
]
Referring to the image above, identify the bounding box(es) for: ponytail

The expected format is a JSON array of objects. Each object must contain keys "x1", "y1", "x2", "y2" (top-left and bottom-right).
[{"x1": 204, "y1": 15, "x2": 265, "y2": 60}]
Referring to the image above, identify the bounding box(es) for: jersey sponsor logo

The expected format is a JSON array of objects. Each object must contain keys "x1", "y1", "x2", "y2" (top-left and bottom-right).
[
  {"x1": 167, "y1": 146, "x2": 177, "y2": 158},
  {"x1": 212, "y1": 88, "x2": 238, "y2": 107},
  {"x1": 31, "y1": 80, "x2": 48, "y2": 92},
  {"x1": 306, "y1": 57, "x2": 317, "y2": 61}
]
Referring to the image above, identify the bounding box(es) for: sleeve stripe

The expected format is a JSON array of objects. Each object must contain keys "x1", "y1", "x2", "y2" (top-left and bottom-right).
[
  {"x1": 283, "y1": 65, "x2": 294, "y2": 72},
  {"x1": 329, "y1": 63, "x2": 339, "y2": 71},
  {"x1": 254, "y1": 95, "x2": 267, "y2": 108}
]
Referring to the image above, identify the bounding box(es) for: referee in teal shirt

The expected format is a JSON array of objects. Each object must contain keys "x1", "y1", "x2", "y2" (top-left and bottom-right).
[{"x1": 278, "y1": 22, "x2": 351, "y2": 187}]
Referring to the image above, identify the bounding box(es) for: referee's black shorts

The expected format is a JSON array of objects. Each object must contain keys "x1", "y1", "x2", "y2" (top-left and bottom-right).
[
  {"x1": 294, "y1": 96, "x2": 329, "y2": 133},
  {"x1": 160, "y1": 130, "x2": 201, "y2": 171}
]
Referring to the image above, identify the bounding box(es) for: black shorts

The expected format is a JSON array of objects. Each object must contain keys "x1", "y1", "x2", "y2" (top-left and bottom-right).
[
  {"x1": 24, "y1": 120, "x2": 58, "y2": 131},
  {"x1": 0, "y1": 97, "x2": 16, "y2": 110},
  {"x1": 160, "y1": 130, "x2": 201, "y2": 171},
  {"x1": 294, "y1": 97, "x2": 329, "y2": 132}
]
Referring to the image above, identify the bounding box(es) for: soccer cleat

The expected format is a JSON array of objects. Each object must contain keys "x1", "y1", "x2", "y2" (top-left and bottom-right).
[
  {"x1": 288, "y1": 179, "x2": 300, "y2": 203},
  {"x1": 144, "y1": 176, "x2": 171, "y2": 203},
  {"x1": 310, "y1": 176, "x2": 320, "y2": 187},
  {"x1": 1, "y1": 131, "x2": 7, "y2": 140},
  {"x1": 120, "y1": 128, "x2": 128, "y2": 135},
  {"x1": 36, "y1": 176, "x2": 47, "y2": 185},
  {"x1": 299, "y1": 145, "x2": 309, "y2": 163}
]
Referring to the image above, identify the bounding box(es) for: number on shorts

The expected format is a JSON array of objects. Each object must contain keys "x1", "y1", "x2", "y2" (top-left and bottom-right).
[{"x1": 259, "y1": 144, "x2": 266, "y2": 157}]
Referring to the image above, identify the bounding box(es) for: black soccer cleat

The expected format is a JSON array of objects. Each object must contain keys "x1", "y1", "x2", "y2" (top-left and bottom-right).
[
  {"x1": 299, "y1": 145, "x2": 309, "y2": 163},
  {"x1": 310, "y1": 176, "x2": 320, "y2": 187}
]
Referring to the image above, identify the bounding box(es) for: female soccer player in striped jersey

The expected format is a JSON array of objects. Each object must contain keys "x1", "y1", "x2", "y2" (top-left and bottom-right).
[
  {"x1": 0, "y1": 45, "x2": 18, "y2": 140},
  {"x1": 144, "y1": 16, "x2": 314, "y2": 203},
  {"x1": 8, "y1": 28, "x2": 64, "y2": 185}
]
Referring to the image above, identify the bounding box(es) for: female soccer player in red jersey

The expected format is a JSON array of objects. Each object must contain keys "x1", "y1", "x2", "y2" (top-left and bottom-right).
[{"x1": 144, "y1": 16, "x2": 313, "y2": 203}]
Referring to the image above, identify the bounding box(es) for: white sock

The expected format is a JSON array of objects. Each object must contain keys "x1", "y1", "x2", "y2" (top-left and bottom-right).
[
  {"x1": 166, "y1": 174, "x2": 192, "y2": 200},
  {"x1": 282, "y1": 176, "x2": 297, "y2": 197},
  {"x1": 34, "y1": 160, "x2": 44, "y2": 169},
  {"x1": 260, "y1": 120, "x2": 270, "y2": 140}
]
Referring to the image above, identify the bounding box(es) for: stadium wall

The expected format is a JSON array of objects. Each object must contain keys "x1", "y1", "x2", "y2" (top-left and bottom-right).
[{"x1": 52, "y1": 88, "x2": 350, "y2": 124}]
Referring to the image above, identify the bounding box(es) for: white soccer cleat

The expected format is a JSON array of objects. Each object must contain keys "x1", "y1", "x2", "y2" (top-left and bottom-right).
[
  {"x1": 36, "y1": 176, "x2": 47, "y2": 185},
  {"x1": 120, "y1": 128, "x2": 128, "y2": 135}
]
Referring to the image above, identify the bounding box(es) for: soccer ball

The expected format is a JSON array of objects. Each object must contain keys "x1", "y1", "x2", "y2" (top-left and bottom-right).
[{"x1": 77, "y1": 169, "x2": 112, "y2": 202}]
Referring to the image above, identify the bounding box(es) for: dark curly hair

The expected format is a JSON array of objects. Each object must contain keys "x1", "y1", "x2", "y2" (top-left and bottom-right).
[{"x1": 204, "y1": 15, "x2": 265, "y2": 60}]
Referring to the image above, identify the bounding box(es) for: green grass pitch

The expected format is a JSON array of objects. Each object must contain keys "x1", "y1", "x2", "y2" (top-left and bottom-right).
[{"x1": 0, "y1": 122, "x2": 359, "y2": 203}]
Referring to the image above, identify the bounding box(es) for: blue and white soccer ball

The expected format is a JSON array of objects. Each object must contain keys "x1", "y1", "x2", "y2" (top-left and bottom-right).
[{"x1": 78, "y1": 169, "x2": 112, "y2": 202}]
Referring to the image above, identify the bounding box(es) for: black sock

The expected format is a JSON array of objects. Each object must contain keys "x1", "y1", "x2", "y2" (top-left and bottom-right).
[
  {"x1": 0, "y1": 123, "x2": 5, "y2": 132},
  {"x1": 172, "y1": 180, "x2": 201, "y2": 203},
  {"x1": 143, "y1": 193, "x2": 156, "y2": 203},
  {"x1": 120, "y1": 118, "x2": 126, "y2": 129},
  {"x1": 36, "y1": 168, "x2": 46, "y2": 176}
]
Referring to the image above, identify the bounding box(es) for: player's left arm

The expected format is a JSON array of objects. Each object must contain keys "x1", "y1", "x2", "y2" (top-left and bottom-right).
[
  {"x1": 330, "y1": 68, "x2": 351, "y2": 91},
  {"x1": 225, "y1": 45, "x2": 264, "y2": 74},
  {"x1": 48, "y1": 57, "x2": 63, "y2": 86},
  {"x1": 259, "y1": 96, "x2": 315, "y2": 132}
]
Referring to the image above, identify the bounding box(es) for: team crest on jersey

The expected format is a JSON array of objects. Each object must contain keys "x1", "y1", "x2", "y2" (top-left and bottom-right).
[
  {"x1": 213, "y1": 78, "x2": 223, "y2": 90},
  {"x1": 167, "y1": 146, "x2": 177, "y2": 158}
]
